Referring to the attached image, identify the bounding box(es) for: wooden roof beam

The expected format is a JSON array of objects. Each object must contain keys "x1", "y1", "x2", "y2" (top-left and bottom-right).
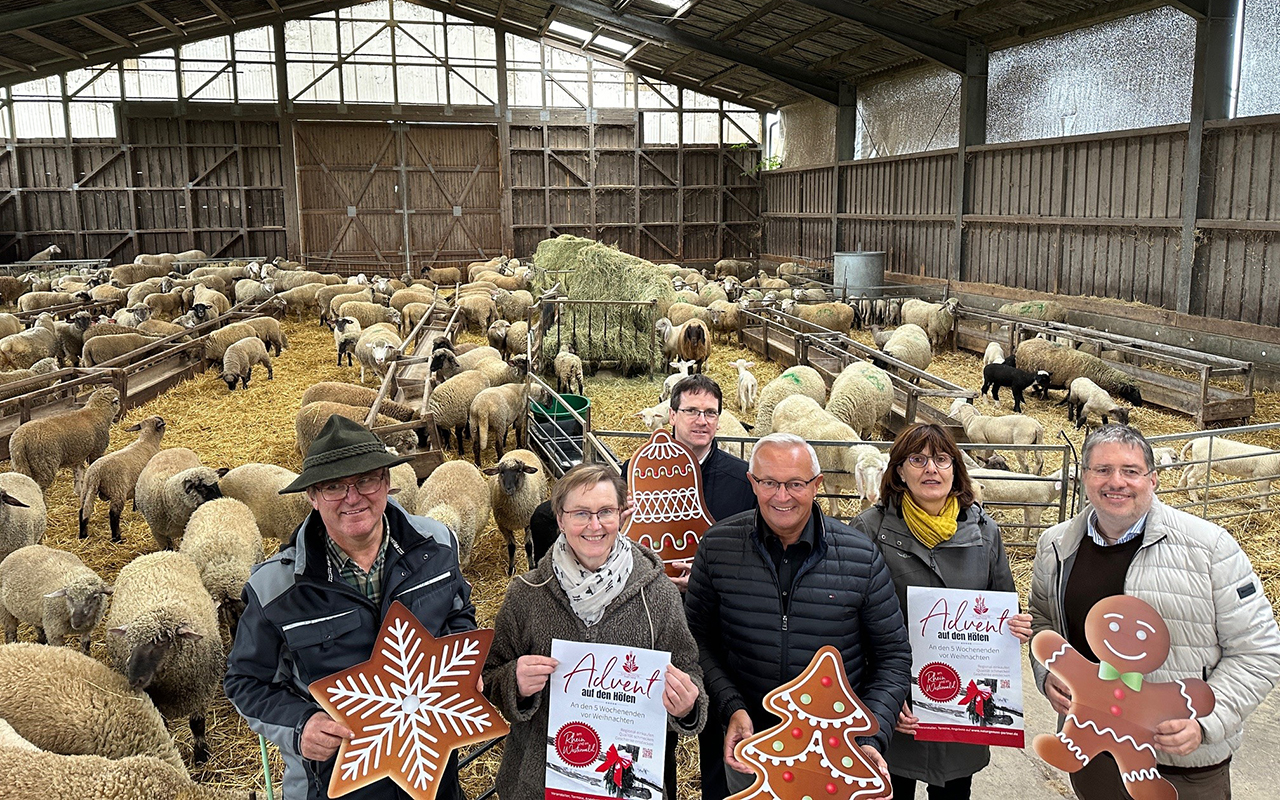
[
  {"x1": 985, "y1": 0, "x2": 1171, "y2": 49},
  {"x1": 0, "y1": 1, "x2": 143, "y2": 37},
  {"x1": 137, "y1": 3, "x2": 186, "y2": 37},
  {"x1": 761, "y1": 18, "x2": 840, "y2": 57},
  {"x1": 0, "y1": 54, "x2": 39, "y2": 74},
  {"x1": 13, "y1": 29, "x2": 88, "y2": 61},
  {"x1": 197, "y1": 0, "x2": 236, "y2": 25},
  {"x1": 75, "y1": 15, "x2": 136, "y2": 48},
  {"x1": 714, "y1": 0, "x2": 785, "y2": 41},
  {"x1": 788, "y1": 0, "x2": 972, "y2": 73}
]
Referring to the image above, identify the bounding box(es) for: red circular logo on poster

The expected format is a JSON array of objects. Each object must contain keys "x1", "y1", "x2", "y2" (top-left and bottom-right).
[
  {"x1": 555, "y1": 722, "x2": 601, "y2": 767},
  {"x1": 918, "y1": 662, "x2": 961, "y2": 702}
]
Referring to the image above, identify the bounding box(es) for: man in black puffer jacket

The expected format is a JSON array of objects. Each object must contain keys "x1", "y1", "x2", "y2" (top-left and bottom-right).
[{"x1": 686, "y1": 432, "x2": 911, "y2": 796}]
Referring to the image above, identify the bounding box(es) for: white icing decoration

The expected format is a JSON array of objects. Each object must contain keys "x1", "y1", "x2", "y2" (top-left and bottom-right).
[
  {"x1": 1176, "y1": 679, "x2": 1198, "y2": 720},
  {"x1": 1065, "y1": 714, "x2": 1157, "y2": 757},
  {"x1": 1123, "y1": 767, "x2": 1161, "y2": 782},
  {"x1": 1045, "y1": 641, "x2": 1071, "y2": 667}
]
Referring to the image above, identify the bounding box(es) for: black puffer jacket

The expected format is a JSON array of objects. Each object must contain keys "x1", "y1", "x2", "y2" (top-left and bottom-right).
[{"x1": 685, "y1": 505, "x2": 911, "y2": 752}]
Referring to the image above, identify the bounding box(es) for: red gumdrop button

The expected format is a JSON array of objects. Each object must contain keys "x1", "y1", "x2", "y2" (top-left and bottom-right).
[
  {"x1": 821, "y1": 676, "x2": 833, "y2": 687},
  {"x1": 826, "y1": 783, "x2": 838, "y2": 795},
  {"x1": 782, "y1": 772, "x2": 794, "y2": 783},
  {"x1": 1114, "y1": 688, "x2": 1125, "y2": 700},
  {"x1": 1110, "y1": 705, "x2": 1122, "y2": 716},
  {"x1": 791, "y1": 727, "x2": 804, "y2": 738},
  {"x1": 828, "y1": 736, "x2": 839, "y2": 748}
]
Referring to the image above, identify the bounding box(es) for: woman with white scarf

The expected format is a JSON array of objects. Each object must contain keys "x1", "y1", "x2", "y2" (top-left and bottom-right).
[{"x1": 483, "y1": 463, "x2": 707, "y2": 800}]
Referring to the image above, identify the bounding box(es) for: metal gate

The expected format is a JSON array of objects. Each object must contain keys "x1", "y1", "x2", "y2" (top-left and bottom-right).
[{"x1": 294, "y1": 121, "x2": 501, "y2": 272}]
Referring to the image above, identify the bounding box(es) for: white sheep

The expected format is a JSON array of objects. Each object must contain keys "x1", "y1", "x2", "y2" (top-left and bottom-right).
[
  {"x1": 1152, "y1": 446, "x2": 1179, "y2": 468},
  {"x1": 770, "y1": 394, "x2": 877, "y2": 513},
  {"x1": 330, "y1": 316, "x2": 361, "y2": 366},
  {"x1": 659, "y1": 358, "x2": 698, "y2": 403},
  {"x1": 0, "y1": 356, "x2": 60, "y2": 401},
  {"x1": 242, "y1": 315, "x2": 288, "y2": 355},
  {"x1": 554, "y1": 343, "x2": 585, "y2": 395},
  {"x1": 204, "y1": 320, "x2": 258, "y2": 363},
  {"x1": 300, "y1": 381, "x2": 420, "y2": 423},
  {"x1": 80, "y1": 332, "x2": 162, "y2": 367},
  {"x1": 317, "y1": 283, "x2": 368, "y2": 325},
  {"x1": 753, "y1": 365, "x2": 827, "y2": 435},
  {"x1": 105, "y1": 551, "x2": 224, "y2": 766},
  {"x1": 295, "y1": 402, "x2": 417, "y2": 459},
  {"x1": 180, "y1": 498, "x2": 264, "y2": 634},
  {"x1": 1061, "y1": 377, "x2": 1131, "y2": 429},
  {"x1": 665, "y1": 301, "x2": 715, "y2": 326},
  {"x1": 0, "y1": 313, "x2": 60, "y2": 369},
  {"x1": 134, "y1": 448, "x2": 225, "y2": 550},
  {"x1": 429, "y1": 370, "x2": 492, "y2": 453},
  {"x1": 418, "y1": 460, "x2": 493, "y2": 566},
  {"x1": 970, "y1": 463, "x2": 1071, "y2": 532},
  {"x1": 715, "y1": 409, "x2": 755, "y2": 462},
  {"x1": 0, "y1": 748, "x2": 252, "y2": 800},
  {"x1": 220, "y1": 335, "x2": 273, "y2": 390},
  {"x1": 900, "y1": 297, "x2": 959, "y2": 347},
  {"x1": 469, "y1": 382, "x2": 530, "y2": 464},
  {"x1": 879, "y1": 323, "x2": 932, "y2": 372},
  {"x1": 354, "y1": 323, "x2": 401, "y2": 384},
  {"x1": 0, "y1": 642, "x2": 186, "y2": 772},
  {"x1": 216, "y1": 463, "x2": 311, "y2": 541},
  {"x1": 779, "y1": 299, "x2": 856, "y2": 333},
  {"x1": 110, "y1": 304, "x2": 152, "y2": 327},
  {"x1": 636, "y1": 400, "x2": 671, "y2": 431},
  {"x1": 1177, "y1": 437, "x2": 1280, "y2": 510},
  {"x1": 825, "y1": 361, "x2": 894, "y2": 439},
  {"x1": 0, "y1": 473, "x2": 47, "y2": 564},
  {"x1": 483, "y1": 449, "x2": 548, "y2": 576},
  {"x1": 729, "y1": 358, "x2": 758, "y2": 413},
  {"x1": 10, "y1": 386, "x2": 120, "y2": 494},
  {"x1": 0, "y1": 545, "x2": 111, "y2": 653},
  {"x1": 26, "y1": 244, "x2": 62, "y2": 262},
  {"x1": 78, "y1": 415, "x2": 165, "y2": 543},
  {"x1": 948, "y1": 398, "x2": 1045, "y2": 475},
  {"x1": 339, "y1": 299, "x2": 402, "y2": 330},
  {"x1": 982, "y1": 342, "x2": 1005, "y2": 367}
]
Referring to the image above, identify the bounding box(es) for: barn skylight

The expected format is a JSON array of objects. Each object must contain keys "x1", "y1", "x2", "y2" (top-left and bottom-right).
[
  {"x1": 593, "y1": 35, "x2": 631, "y2": 53},
  {"x1": 548, "y1": 21, "x2": 591, "y2": 42}
]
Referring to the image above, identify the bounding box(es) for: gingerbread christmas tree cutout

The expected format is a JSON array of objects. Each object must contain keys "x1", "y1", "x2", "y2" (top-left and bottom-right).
[
  {"x1": 309, "y1": 601, "x2": 510, "y2": 800},
  {"x1": 728, "y1": 645, "x2": 888, "y2": 800},
  {"x1": 623, "y1": 429, "x2": 716, "y2": 576}
]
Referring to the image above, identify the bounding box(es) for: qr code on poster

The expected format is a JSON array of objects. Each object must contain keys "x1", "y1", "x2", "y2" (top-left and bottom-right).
[{"x1": 642, "y1": 748, "x2": 653, "y2": 759}]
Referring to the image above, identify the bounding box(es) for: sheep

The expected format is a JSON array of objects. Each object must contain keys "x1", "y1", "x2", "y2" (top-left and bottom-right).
[
  {"x1": 317, "y1": 283, "x2": 368, "y2": 325},
  {"x1": 665, "y1": 302, "x2": 715, "y2": 326},
  {"x1": 390, "y1": 287, "x2": 436, "y2": 313},
  {"x1": 16, "y1": 291, "x2": 77, "y2": 314},
  {"x1": 354, "y1": 323, "x2": 402, "y2": 384},
  {"x1": 88, "y1": 282, "x2": 127, "y2": 305},
  {"x1": 970, "y1": 463, "x2": 1072, "y2": 531},
  {"x1": 203, "y1": 320, "x2": 258, "y2": 364},
  {"x1": 0, "y1": 748, "x2": 254, "y2": 800},
  {"x1": 232, "y1": 278, "x2": 271, "y2": 306},
  {"x1": 0, "y1": 312, "x2": 23, "y2": 337},
  {"x1": 1176, "y1": 437, "x2": 1280, "y2": 510},
  {"x1": 948, "y1": 398, "x2": 1045, "y2": 475},
  {"x1": 503, "y1": 319, "x2": 529, "y2": 359},
  {"x1": 54, "y1": 312, "x2": 93, "y2": 364},
  {"x1": 1152, "y1": 446, "x2": 1179, "y2": 468},
  {"x1": 0, "y1": 545, "x2": 111, "y2": 653},
  {"x1": 295, "y1": 402, "x2": 417, "y2": 459},
  {"x1": 825, "y1": 360, "x2": 894, "y2": 439},
  {"x1": 771, "y1": 394, "x2": 886, "y2": 512},
  {"x1": 877, "y1": 323, "x2": 933, "y2": 373},
  {"x1": 415, "y1": 463, "x2": 490, "y2": 566},
  {"x1": 469, "y1": 382, "x2": 530, "y2": 464},
  {"x1": 242, "y1": 316, "x2": 287, "y2": 355},
  {"x1": 0, "y1": 643, "x2": 187, "y2": 772},
  {"x1": 80, "y1": 320, "x2": 137, "y2": 341},
  {"x1": 26, "y1": 244, "x2": 61, "y2": 262},
  {"x1": 426, "y1": 266, "x2": 462, "y2": 284},
  {"x1": 494, "y1": 288, "x2": 534, "y2": 322},
  {"x1": 753, "y1": 365, "x2": 828, "y2": 435},
  {"x1": 134, "y1": 448, "x2": 225, "y2": 550},
  {"x1": 0, "y1": 276, "x2": 28, "y2": 305},
  {"x1": 271, "y1": 282, "x2": 327, "y2": 320},
  {"x1": 456, "y1": 293, "x2": 499, "y2": 332},
  {"x1": 219, "y1": 336, "x2": 273, "y2": 391},
  {"x1": 636, "y1": 400, "x2": 671, "y2": 432},
  {"x1": 261, "y1": 267, "x2": 333, "y2": 291},
  {"x1": 980, "y1": 363, "x2": 1051, "y2": 413},
  {"x1": 111, "y1": 261, "x2": 169, "y2": 286},
  {"x1": 780, "y1": 299, "x2": 856, "y2": 333},
  {"x1": 80, "y1": 332, "x2": 162, "y2": 367},
  {"x1": 301, "y1": 381, "x2": 420, "y2": 422},
  {"x1": 111, "y1": 304, "x2": 152, "y2": 327},
  {"x1": 473, "y1": 354, "x2": 529, "y2": 387},
  {"x1": 429, "y1": 370, "x2": 492, "y2": 453},
  {"x1": 706, "y1": 299, "x2": 745, "y2": 342},
  {"x1": 338, "y1": 299, "x2": 402, "y2": 330},
  {"x1": 0, "y1": 717, "x2": 36, "y2": 750},
  {"x1": 655, "y1": 316, "x2": 711, "y2": 373},
  {"x1": 78, "y1": 415, "x2": 166, "y2": 543},
  {"x1": 330, "y1": 316, "x2": 361, "y2": 366},
  {"x1": 483, "y1": 449, "x2": 548, "y2": 576},
  {"x1": 125, "y1": 276, "x2": 172, "y2": 306},
  {"x1": 0, "y1": 473, "x2": 46, "y2": 565},
  {"x1": 899, "y1": 297, "x2": 959, "y2": 347},
  {"x1": 554, "y1": 343, "x2": 585, "y2": 396},
  {"x1": 982, "y1": 342, "x2": 1006, "y2": 367},
  {"x1": 179, "y1": 498, "x2": 263, "y2": 633},
  {"x1": 456, "y1": 344, "x2": 502, "y2": 370},
  {"x1": 659, "y1": 359, "x2": 698, "y2": 403},
  {"x1": 998, "y1": 299, "x2": 1067, "y2": 323},
  {"x1": 10, "y1": 387, "x2": 120, "y2": 494},
  {"x1": 0, "y1": 313, "x2": 60, "y2": 369},
  {"x1": 1060, "y1": 377, "x2": 1132, "y2": 429},
  {"x1": 487, "y1": 318, "x2": 510, "y2": 351},
  {"x1": 216, "y1": 463, "x2": 311, "y2": 541},
  {"x1": 1014, "y1": 337, "x2": 1143, "y2": 406},
  {"x1": 0, "y1": 357, "x2": 60, "y2": 401},
  {"x1": 105, "y1": 551, "x2": 223, "y2": 766}
]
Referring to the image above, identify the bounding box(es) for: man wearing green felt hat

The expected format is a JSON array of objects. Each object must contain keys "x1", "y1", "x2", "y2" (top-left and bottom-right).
[{"x1": 226, "y1": 414, "x2": 474, "y2": 799}]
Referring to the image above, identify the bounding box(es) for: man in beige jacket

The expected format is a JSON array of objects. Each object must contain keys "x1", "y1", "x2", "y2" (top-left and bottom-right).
[{"x1": 1029, "y1": 424, "x2": 1280, "y2": 799}]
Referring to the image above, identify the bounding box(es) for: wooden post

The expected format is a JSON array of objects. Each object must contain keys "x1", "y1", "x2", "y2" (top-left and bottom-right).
[
  {"x1": 495, "y1": 32, "x2": 514, "y2": 257},
  {"x1": 275, "y1": 21, "x2": 302, "y2": 260},
  {"x1": 951, "y1": 43, "x2": 988, "y2": 285}
]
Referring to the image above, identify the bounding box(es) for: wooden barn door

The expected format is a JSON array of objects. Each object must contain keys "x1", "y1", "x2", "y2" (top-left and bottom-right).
[{"x1": 294, "y1": 121, "x2": 501, "y2": 272}]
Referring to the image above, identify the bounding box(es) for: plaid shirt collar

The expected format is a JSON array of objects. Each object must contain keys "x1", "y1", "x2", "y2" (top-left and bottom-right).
[
  {"x1": 1087, "y1": 510, "x2": 1148, "y2": 547},
  {"x1": 325, "y1": 514, "x2": 395, "y2": 603}
]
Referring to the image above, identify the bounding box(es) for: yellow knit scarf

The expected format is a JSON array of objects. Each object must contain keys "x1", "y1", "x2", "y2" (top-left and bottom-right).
[{"x1": 901, "y1": 494, "x2": 960, "y2": 549}]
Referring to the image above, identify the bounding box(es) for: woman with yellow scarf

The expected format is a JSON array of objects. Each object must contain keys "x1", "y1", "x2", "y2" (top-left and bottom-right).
[{"x1": 852, "y1": 423, "x2": 1032, "y2": 800}]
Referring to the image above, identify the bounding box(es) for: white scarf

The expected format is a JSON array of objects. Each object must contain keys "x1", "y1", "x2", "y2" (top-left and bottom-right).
[{"x1": 551, "y1": 533, "x2": 634, "y2": 627}]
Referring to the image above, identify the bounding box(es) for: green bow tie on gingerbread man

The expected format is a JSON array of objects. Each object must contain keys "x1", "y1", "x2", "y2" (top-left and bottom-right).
[{"x1": 1098, "y1": 660, "x2": 1143, "y2": 692}]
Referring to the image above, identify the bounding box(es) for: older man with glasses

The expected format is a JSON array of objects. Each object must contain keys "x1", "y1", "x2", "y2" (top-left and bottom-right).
[
  {"x1": 1029, "y1": 424, "x2": 1280, "y2": 799},
  {"x1": 225, "y1": 414, "x2": 475, "y2": 800},
  {"x1": 686, "y1": 432, "x2": 910, "y2": 798}
]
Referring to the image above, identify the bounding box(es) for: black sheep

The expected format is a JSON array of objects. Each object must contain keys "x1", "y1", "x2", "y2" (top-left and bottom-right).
[{"x1": 980, "y1": 363, "x2": 1050, "y2": 413}]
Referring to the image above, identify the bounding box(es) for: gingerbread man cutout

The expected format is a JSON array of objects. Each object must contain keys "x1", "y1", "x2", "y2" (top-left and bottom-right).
[{"x1": 1031, "y1": 595, "x2": 1214, "y2": 800}]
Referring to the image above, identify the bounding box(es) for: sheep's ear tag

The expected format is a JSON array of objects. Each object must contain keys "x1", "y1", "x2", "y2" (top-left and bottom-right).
[
  {"x1": 44, "y1": 588, "x2": 68, "y2": 599},
  {"x1": 175, "y1": 624, "x2": 203, "y2": 641},
  {"x1": 109, "y1": 625, "x2": 128, "y2": 637}
]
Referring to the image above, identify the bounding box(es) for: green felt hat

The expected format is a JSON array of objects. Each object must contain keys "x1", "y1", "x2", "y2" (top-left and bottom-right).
[{"x1": 279, "y1": 414, "x2": 414, "y2": 494}]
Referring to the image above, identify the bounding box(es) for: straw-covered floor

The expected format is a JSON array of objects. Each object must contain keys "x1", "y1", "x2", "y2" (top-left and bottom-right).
[{"x1": 4, "y1": 317, "x2": 1278, "y2": 799}]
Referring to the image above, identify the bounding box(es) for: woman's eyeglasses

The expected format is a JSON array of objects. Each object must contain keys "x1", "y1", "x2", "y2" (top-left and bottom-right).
[
  {"x1": 563, "y1": 508, "x2": 620, "y2": 525},
  {"x1": 905, "y1": 453, "x2": 953, "y2": 470}
]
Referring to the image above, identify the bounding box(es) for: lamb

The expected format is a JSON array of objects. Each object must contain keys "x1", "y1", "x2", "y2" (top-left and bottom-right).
[
  {"x1": 331, "y1": 316, "x2": 361, "y2": 366},
  {"x1": 636, "y1": 400, "x2": 671, "y2": 431},
  {"x1": 1177, "y1": 436, "x2": 1280, "y2": 510},
  {"x1": 825, "y1": 360, "x2": 894, "y2": 439},
  {"x1": 179, "y1": 498, "x2": 264, "y2": 633},
  {"x1": 105, "y1": 551, "x2": 224, "y2": 766},
  {"x1": 220, "y1": 335, "x2": 273, "y2": 390},
  {"x1": 878, "y1": 323, "x2": 933, "y2": 372},
  {"x1": 301, "y1": 381, "x2": 420, "y2": 422},
  {"x1": 10, "y1": 387, "x2": 120, "y2": 494},
  {"x1": 134, "y1": 448, "x2": 225, "y2": 550},
  {"x1": 204, "y1": 320, "x2": 258, "y2": 363},
  {"x1": 980, "y1": 363, "x2": 1050, "y2": 413},
  {"x1": 417, "y1": 462, "x2": 491, "y2": 566},
  {"x1": 429, "y1": 370, "x2": 492, "y2": 452},
  {"x1": 982, "y1": 342, "x2": 1006, "y2": 367},
  {"x1": 0, "y1": 473, "x2": 46, "y2": 564},
  {"x1": 770, "y1": 395, "x2": 886, "y2": 511},
  {"x1": 1152, "y1": 446, "x2": 1179, "y2": 468},
  {"x1": 54, "y1": 311, "x2": 93, "y2": 364},
  {"x1": 483, "y1": 449, "x2": 548, "y2": 576},
  {"x1": 0, "y1": 545, "x2": 111, "y2": 653},
  {"x1": 899, "y1": 297, "x2": 959, "y2": 347},
  {"x1": 354, "y1": 323, "x2": 402, "y2": 383},
  {"x1": 1014, "y1": 337, "x2": 1143, "y2": 406},
  {"x1": 78, "y1": 415, "x2": 166, "y2": 542},
  {"x1": 111, "y1": 304, "x2": 152, "y2": 327},
  {"x1": 0, "y1": 357, "x2": 60, "y2": 401},
  {"x1": 338, "y1": 299, "x2": 402, "y2": 330},
  {"x1": 753, "y1": 365, "x2": 828, "y2": 434},
  {"x1": 554, "y1": 343, "x2": 584, "y2": 395},
  {"x1": 0, "y1": 643, "x2": 186, "y2": 772},
  {"x1": 948, "y1": 398, "x2": 1045, "y2": 475},
  {"x1": 487, "y1": 318, "x2": 510, "y2": 351},
  {"x1": 216, "y1": 463, "x2": 311, "y2": 541},
  {"x1": 469, "y1": 382, "x2": 530, "y2": 463},
  {"x1": 0, "y1": 313, "x2": 60, "y2": 369},
  {"x1": 26, "y1": 244, "x2": 61, "y2": 262},
  {"x1": 1060, "y1": 377, "x2": 1132, "y2": 429},
  {"x1": 779, "y1": 299, "x2": 856, "y2": 333},
  {"x1": 316, "y1": 283, "x2": 368, "y2": 325},
  {"x1": 659, "y1": 358, "x2": 698, "y2": 403},
  {"x1": 655, "y1": 317, "x2": 711, "y2": 373},
  {"x1": 970, "y1": 463, "x2": 1071, "y2": 531},
  {"x1": 242, "y1": 315, "x2": 287, "y2": 355},
  {"x1": 295, "y1": 402, "x2": 417, "y2": 459}
]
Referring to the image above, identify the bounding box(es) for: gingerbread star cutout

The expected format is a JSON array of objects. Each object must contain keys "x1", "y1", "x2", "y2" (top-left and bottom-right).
[{"x1": 309, "y1": 601, "x2": 510, "y2": 800}]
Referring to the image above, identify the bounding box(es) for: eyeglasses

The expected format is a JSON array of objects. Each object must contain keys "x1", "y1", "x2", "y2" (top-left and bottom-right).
[
  {"x1": 315, "y1": 473, "x2": 386, "y2": 502},
  {"x1": 750, "y1": 474, "x2": 821, "y2": 494},
  {"x1": 563, "y1": 508, "x2": 620, "y2": 525},
  {"x1": 673, "y1": 408, "x2": 720, "y2": 421},
  {"x1": 905, "y1": 453, "x2": 953, "y2": 470},
  {"x1": 1084, "y1": 466, "x2": 1152, "y2": 480}
]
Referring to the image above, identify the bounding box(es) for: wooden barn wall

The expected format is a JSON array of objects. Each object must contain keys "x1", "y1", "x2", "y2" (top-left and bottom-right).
[
  {"x1": 0, "y1": 114, "x2": 287, "y2": 263},
  {"x1": 762, "y1": 115, "x2": 1280, "y2": 327},
  {"x1": 510, "y1": 122, "x2": 761, "y2": 264}
]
